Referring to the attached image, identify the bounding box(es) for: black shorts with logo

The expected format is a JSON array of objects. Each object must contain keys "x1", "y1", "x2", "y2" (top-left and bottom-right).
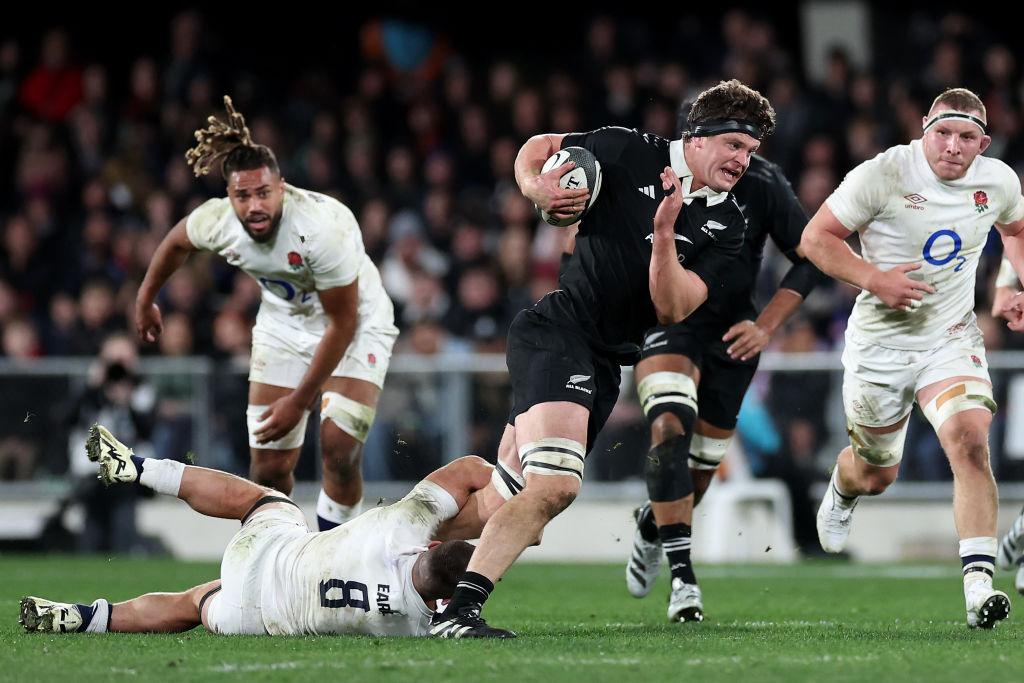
[
  {"x1": 506, "y1": 309, "x2": 622, "y2": 450},
  {"x1": 640, "y1": 322, "x2": 758, "y2": 431}
]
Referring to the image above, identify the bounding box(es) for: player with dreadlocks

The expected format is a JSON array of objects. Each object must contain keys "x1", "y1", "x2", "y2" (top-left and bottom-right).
[{"x1": 136, "y1": 96, "x2": 398, "y2": 530}]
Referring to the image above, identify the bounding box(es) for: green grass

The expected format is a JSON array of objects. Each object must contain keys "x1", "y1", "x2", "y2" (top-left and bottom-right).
[{"x1": 4, "y1": 556, "x2": 1024, "y2": 682}]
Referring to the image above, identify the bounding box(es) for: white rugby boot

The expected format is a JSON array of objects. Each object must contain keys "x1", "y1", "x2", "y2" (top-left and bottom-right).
[
  {"x1": 626, "y1": 502, "x2": 663, "y2": 598},
  {"x1": 964, "y1": 576, "x2": 1010, "y2": 629},
  {"x1": 667, "y1": 578, "x2": 704, "y2": 623},
  {"x1": 86, "y1": 424, "x2": 139, "y2": 486},
  {"x1": 997, "y1": 507, "x2": 1024, "y2": 570},
  {"x1": 19, "y1": 597, "x2": 83, "y2": 633},
  {"x1": 816, "y1": 468, "x2": 858, "y2": 553}
]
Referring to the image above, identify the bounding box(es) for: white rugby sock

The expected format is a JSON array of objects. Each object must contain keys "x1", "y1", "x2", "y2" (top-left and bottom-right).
[
  {"x1": 317, "y1": 490, "x2": 362, "y2": 530},
  {"x1": 138, "y1": 459, "x2": 186, "y2": 497}
]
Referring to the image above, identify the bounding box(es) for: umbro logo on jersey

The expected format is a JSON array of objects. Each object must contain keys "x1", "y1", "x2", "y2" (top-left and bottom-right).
[
  {"x1": 904, "y1": 193, "x2": 927, "y2": 211},
  {"x1": 566, "y1": 375, "x2": 593, "y2": 395},
  {"x1": 639, "y1": 185, "x2": 656, "y2": 198}
]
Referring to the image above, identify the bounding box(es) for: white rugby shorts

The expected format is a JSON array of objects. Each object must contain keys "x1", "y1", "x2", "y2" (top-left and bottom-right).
[
  {"x1": 205, "y1": 504, "x2": 310, "y2": 635},
  {"x1": 249, "y1": 318, "x2": 397, "y2": 390},
  {"x1": 841, "y1": 324, "x2": 990, "y2": 429}
]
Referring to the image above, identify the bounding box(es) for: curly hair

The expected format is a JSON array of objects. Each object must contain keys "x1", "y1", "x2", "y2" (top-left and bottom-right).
[
  {"x1": 685, "y1": 79, "x2": 776, "y2": 139},
  {"x1": 185, "y1": 95, "x2": 280, "y2": 178}
]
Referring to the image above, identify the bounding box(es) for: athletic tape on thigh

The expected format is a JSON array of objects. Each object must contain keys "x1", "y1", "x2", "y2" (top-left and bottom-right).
[
  {"x1": 689, "y1": 433, "x2": 732, "y2": 471},
  {"x1": 846, "y1": 419, "x2": 909, "y2": 467},
  {"x1": 645, "y1": 434, "x2": 694, "y2": 501},
  {"x1": 247, "y1": 405, "x2": 310, "y2": 450},
  {"x1": 518, "y1": 437, "x2": 586, "y2": 481},
  {"x1": 636, "y1": 371, "x2": 698, "y2": 420},
  {"x1": 491, "y1": 460, "x2": 526, "y2": 500},
  {"x1": 921, "y1": 381, "x2": 996, "y2": 431},
  {"x1": 320, "y1": 391, "x2": 376, "y2": 443}
]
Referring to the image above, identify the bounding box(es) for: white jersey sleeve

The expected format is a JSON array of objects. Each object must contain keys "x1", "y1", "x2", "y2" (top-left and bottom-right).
[
  {"x1": 257, "y1": 480, "x2": 459, "y2": 636},
  {"x1": 826, "y1": 155, "x2": 890, "y2": 233},
  {"x1": 185, "y1": 197, "x2": 236, "y2": 252},
  {"x1": 286, "y1": 187, "x2": 362, "y2": 291}
]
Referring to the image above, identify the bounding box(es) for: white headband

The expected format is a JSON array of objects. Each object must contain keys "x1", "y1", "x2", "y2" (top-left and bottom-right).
[{"x1": 923, "y1": 110, "x2": 986, "y2": 134}]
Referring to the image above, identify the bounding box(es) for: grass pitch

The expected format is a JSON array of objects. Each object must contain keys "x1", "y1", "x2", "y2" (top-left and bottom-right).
[{"x1": 4, "y1": 556, "x2": 1024, "y2": 682}]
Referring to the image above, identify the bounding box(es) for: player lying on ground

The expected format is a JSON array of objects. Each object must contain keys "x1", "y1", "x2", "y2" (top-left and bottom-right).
[{"x1": 20, "y1": 425, "x2": 507, "y2": 637}]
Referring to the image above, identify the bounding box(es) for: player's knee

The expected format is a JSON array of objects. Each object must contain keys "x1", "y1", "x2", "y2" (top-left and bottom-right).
[
  {"x1": 533, "y1": 483, "x2": 578, "y2": 519},
  {"x1": 644, "y1": 434, "x2": 694, "y2": 502},
  {"x1": 945, "y1": 429, "x2": 992, "y2": 474},
  {"x1": 638, "y1": 372, "x2": 698, "y2": 443},
  {"x1": 860, "y1": 469, "x2": 897, "y2": 495},
  {"x1": 249, "y1": 457, "x2": 292, "y2": 489},
  {"x1": 321, "y1": 431, "x2": 363, "y2": 479}
]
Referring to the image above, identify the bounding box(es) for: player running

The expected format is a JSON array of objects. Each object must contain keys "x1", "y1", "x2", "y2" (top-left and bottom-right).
[
  {"x1": 625, "y1": 104, "x2": 823, "y2": 621},
  {"x1": 801, "y1": 87, "x2": 1024, "y2": 628}
]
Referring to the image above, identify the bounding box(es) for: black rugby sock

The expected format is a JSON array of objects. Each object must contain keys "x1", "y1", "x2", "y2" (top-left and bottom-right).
[
  {"x1": 659, "y1": 523, "x2": 697, "y2": 585},
  {"x1": 444, "y1": 571, "x2": 494, "y2": 618}
]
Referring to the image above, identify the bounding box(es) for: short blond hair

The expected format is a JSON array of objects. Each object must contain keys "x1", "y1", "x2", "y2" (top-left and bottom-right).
[{"x1": 929, "y1": 88, "x2": 986, "y2": 124}]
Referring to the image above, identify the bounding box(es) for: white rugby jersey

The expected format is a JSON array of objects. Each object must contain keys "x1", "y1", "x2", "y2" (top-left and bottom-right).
[
  {"x1": 259, "y1": 481, "x2": 459, "y2": 636},
  {"x1": 827, "y1": 139, "x2": 1024, "y2": 349},
  {"x1": 186, "y1": 185, "x2": 394, "y2": 339}
]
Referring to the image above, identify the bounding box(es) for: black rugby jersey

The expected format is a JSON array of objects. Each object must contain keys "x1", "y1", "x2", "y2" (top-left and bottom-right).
[
  {"x1": 681, "y1": 154, "x2": 822, "y2": 336},
  {"x1": 537, "y1": 126, "x2": 745, "y2": 360}
]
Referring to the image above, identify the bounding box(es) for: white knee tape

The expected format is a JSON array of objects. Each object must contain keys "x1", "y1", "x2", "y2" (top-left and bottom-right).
[
  {"x1": 320, "y1": 392, "x2": 376, "y2": 443},
  {"x1": 921, "y1": 381, "x2": 996, "y2": 431},
  {"x1": 491, "y1": 460, "x2": 526, "y2": 500},
  {"x1": 636, "y1": 371, "x2": 698, "y2": 419},
  {"x1": 689, "y1": 433, "x2": 731, "y2": 471},
  {"x1": 846, "y1": 420, "x2": 908, "y2": 467},
  {"x1": 247, "y1": 405, "x2": 310, "y2": 450},
  {"x1": 518, "y1": 438, "x2": 586, "y2": 481}
]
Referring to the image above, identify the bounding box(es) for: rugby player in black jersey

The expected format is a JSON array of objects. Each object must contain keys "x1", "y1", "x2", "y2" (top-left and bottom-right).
[
  {"x1": 429, "y1": 80, "x2": 776, "y2": 638},
  {"x1": 625, "y1": 104, "x2": 825, "y2": 623}
]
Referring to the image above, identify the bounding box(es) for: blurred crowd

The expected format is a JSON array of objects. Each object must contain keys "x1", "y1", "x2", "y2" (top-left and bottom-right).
[{"x1": 3, "y1": 9, "x2": 1024, "y2": 487}]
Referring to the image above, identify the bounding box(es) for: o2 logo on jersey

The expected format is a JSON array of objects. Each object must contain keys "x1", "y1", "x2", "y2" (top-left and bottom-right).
[
  {"x1": 259, "y1": 278, "x2": 314, "y2": 303},
  {"x1": 922, "y1": 229, "x2": 966, "y2": 272}
]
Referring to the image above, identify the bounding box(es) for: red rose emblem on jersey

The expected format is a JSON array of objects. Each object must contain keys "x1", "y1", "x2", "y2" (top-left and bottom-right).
[
  {"x1": 971, "y1": 355, "x2": 983, "y2": 368},
  {"x1": 974, "y1": 191, "x2": 989, "y2": 213},
  {"x1": 368, "y1": 353, "x2": 377, "y2": 366},
  {"x1": 287, "y1": 251, "x2": 303, "y2": 271}
]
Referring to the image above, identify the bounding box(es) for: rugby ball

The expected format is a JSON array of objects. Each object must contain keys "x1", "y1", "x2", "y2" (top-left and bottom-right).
[{"x1": 537, "y1": 146, "x2": 602, "y2": 227}]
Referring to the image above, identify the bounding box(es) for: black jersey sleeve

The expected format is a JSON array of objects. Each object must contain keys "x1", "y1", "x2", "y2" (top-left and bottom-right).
[
  {"x1": 561, "y1": 127, "x2": 635, "y2": 166},
  {"x1": 761, "y1": 161, "x2": 826, "y2": 299}
]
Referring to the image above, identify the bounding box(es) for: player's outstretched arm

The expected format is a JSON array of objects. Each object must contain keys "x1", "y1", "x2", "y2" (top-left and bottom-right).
[
  {"x1": 515, "y1": 133, "x2": 589, "y2": 221},
  {"x1": 801, "y1": 203, "x2": 933, "y2": 311},
  {"x1": 649, "y1": 167, "x2": 707, "y2": 323},
  {"x1": 136, "y1": 218, "x2": 197, "y2": 343},
  {"x1": 428, "y1": 456, "x2": 506, "y2": 541}
]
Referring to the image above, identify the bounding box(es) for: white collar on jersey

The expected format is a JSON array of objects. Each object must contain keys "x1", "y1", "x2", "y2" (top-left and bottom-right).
[{"x1": 669, "y1": 138, "x2": 730, "y2": 206}]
